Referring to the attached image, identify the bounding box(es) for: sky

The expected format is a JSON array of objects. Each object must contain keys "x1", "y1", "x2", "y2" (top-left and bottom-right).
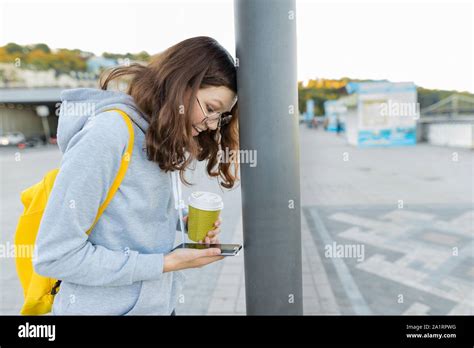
[{"x1": 0, "y1": 0, "x2": 472, "y2": 92}]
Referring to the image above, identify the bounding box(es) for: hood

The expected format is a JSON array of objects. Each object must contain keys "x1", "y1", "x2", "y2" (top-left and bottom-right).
[{"x1": 57, "y1": 88, "x2": 149, "y2": 153}]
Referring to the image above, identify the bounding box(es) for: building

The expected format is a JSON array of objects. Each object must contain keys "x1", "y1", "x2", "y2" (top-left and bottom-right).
[
  {"x1": 86, "y1": 57, "x2": 117, "y2": 75},
  {"x1": 324, "y1": 81, "x2": 418, "y2": 147}
]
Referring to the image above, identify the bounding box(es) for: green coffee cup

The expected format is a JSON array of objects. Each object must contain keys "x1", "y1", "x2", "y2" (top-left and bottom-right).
[{"x1": 187, "y1": 191, "x2": 224, "y2": 242}]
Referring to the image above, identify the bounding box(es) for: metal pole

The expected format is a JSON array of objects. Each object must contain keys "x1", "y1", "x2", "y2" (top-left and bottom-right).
[
  {"x1": 36, "y1": 105, "x2": 51, "y2": 144},
  {"x1": 234, "y1": 0, "x2": 303, "y2": 315}
]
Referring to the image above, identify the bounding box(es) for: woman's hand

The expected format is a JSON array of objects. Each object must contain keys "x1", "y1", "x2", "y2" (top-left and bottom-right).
[
  {"x1": 200, "y1": 216, "x2": 222, "y2": 244},
  {"x1": 182, "y1": 216, "x2": 222, "y2": 244},
  {"x1": 163, "y1": 247, "x2": 224, "y2": 272}
]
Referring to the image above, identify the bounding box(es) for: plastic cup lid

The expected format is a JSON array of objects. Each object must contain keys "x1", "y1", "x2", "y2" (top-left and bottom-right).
[{"x1": 188, "y1": 191, "x2": 224, "y2": 211}]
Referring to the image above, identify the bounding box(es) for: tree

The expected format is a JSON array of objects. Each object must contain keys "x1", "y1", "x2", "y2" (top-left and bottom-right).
[
  {"x1": 4, "y1": 42, "x2": 24, "y2": 55},
  {"x1": 33, "y1": 43, "x2": 51, "y2": 54},
  {"x1": 25, "y1": 49, "x2": 51, "y2": 70}
]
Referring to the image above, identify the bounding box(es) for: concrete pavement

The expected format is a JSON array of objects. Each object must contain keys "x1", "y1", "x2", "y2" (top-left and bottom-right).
[{"x1": 1, "y1": 125, "x2": 472, "y2": 315}]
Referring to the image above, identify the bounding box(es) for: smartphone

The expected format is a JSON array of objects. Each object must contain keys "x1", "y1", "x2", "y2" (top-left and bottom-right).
[{"x1": 172, "y1": 243, "x2": 242, "y2": 256}]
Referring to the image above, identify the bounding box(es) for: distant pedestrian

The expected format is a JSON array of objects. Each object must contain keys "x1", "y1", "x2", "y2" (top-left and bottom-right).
[{"x1": 336, "y1": 117, "x2": 342, "y2": 135}]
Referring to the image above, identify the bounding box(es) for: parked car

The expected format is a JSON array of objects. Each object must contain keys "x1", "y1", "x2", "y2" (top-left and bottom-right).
[
  {"x1": 0, "y1": 132, "x2": 26, "y2": 146},
  {"x1": 23, "y1": 136, "x2": 44, "y2": 148}
]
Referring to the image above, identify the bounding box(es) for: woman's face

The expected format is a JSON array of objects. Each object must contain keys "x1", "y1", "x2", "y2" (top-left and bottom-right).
[{"x1": 189, "y1": 86, "x2": 237, "y2": 137}]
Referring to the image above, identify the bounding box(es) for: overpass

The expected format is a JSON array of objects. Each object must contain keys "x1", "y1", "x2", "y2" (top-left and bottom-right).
[
  {"x1": 0, "y1": 88, "x2": 63, "y2": 139},
  {"x1": 418, "y1": 94, "x2": 474, "y2": 147}
]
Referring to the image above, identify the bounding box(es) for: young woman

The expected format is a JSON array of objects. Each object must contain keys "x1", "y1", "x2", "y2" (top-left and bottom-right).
[{"x1": 33, "y1": 36, "x2": 239, "y2": 315}]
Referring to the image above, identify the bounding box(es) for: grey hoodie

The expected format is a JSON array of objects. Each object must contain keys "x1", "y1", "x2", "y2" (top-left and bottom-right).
[{"x1": 33, "y1": 88, "x2": 186, "y2": 315}]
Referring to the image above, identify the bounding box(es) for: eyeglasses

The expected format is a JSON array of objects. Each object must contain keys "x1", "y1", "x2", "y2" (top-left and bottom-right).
[{"x1": 194, "y1": 96, "x2": 236, "y2": 132}]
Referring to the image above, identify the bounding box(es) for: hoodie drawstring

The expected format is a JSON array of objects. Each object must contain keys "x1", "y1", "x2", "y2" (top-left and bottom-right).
[{"x1": 172, "y1": 171, "x2": 186, "y2": 247}]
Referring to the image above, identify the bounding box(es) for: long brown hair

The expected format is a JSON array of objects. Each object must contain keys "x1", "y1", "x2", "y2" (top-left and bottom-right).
[{"x1": 100, "y1": 36, "x2": 239, "y2": 189}]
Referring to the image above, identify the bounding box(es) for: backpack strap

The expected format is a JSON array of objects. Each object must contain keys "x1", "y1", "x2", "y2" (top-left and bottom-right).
[
  {"x1": 50, "y1": 109, "x2": 135, "y2": 296},
  {"x1": 85, "y1": 109, "x2": 135, "y2": 235}
]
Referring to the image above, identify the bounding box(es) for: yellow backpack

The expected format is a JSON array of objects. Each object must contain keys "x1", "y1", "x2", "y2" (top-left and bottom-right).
[{"x1": 14, "y1": 109, "x2": 135, "y2": 315}]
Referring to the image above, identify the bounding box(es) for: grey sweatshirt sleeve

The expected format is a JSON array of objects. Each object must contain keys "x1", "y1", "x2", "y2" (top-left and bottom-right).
[{"x1": 33, "y1": 111, "x2": 164, "y2": 286}]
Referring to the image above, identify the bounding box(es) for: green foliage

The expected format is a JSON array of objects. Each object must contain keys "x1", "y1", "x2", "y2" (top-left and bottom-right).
[
  {"x1": 0, "y1": 43, "x2": 150, "y2": 74},
  {"x1": 4, "y1": 42, "x2": 24, "y2": 54},
  {"x1": 33, "y1": 43, "x2": 51, "y2": 54},
  {"x1": 102, "y1": 51, "x2": 150, "y2": 61}
]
